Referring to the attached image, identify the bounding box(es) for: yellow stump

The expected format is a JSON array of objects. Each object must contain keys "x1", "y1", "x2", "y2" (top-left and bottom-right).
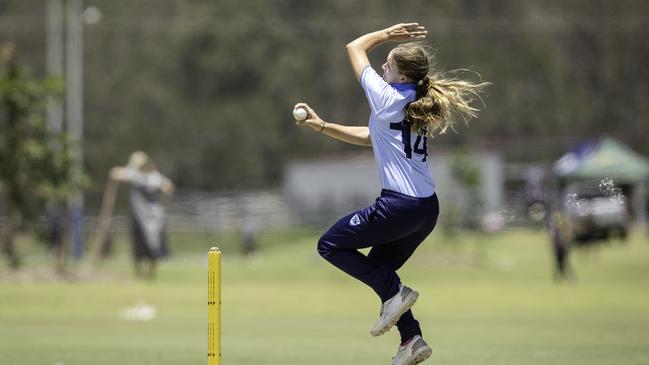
[{"x1": 208, "y1": 247, "x2": 221, "y2": 365}]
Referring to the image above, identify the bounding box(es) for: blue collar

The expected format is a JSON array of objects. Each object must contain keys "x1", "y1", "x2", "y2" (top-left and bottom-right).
[{"x1": 391, "y1": 82, "x2": 417, "y2": 91}]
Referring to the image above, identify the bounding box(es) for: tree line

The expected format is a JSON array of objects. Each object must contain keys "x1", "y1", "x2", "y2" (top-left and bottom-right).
[{"x1": 1, "y1": 0, "x2": 648, "y2": 193}]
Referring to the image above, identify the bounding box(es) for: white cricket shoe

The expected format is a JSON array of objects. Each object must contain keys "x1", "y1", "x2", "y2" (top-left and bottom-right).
[
  {"x1": 391, "y1": 335, "x2": 432, "y2": 365},
  {"x1": 370, "y1": 284, "x2": 419, "y2": 336}
]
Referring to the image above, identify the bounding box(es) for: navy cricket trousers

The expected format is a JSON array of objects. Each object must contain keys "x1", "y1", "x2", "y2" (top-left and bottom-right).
[{"x1": 317, "y1": 189, "x2": 439, "y2": 342}]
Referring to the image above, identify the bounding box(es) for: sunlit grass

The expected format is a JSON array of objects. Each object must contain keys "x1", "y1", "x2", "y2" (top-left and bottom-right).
[{"x1": 1, "y1": 228, "x2": 648, "y2": 364}]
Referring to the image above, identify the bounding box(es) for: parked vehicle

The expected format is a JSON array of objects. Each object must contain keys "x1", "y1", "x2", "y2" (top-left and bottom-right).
[{"x1": 564, "y1": 191, "x2": 629, "y2": 243}]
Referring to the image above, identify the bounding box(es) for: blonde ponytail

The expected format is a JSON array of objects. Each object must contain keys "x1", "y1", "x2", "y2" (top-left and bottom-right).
[
  {"x1": 389, "y1": 42, "x2": 490, "y2": 137},
  {"x1": 407, "y1": 70, "x2": 490, "y2": 137}
]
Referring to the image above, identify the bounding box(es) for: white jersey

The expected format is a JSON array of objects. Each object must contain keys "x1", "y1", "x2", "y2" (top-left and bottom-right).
[{"x1": 360, "y1": 66, "x2": 435, "y2": 198}]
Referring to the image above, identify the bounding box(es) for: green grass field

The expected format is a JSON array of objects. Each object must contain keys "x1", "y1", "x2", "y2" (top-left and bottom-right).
[{"x1": 1, "y1": 228, "x2": 649, "y2": 365}]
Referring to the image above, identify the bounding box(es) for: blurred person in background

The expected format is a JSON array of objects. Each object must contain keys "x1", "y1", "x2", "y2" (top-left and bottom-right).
[
  {"x1": 548, "y1": 210, "x2": 575, "y2": 282},
  {"x1": 295, "y1": 23, "x2": 489, "y2": 365},
  {"x1": 110, "y1": 151, "x2": 174, "y2": 279}
]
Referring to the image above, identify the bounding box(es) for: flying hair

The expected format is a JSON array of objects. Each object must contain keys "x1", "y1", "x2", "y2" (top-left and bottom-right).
[{"x1": 389, "y1": 42, "x2": 491, "y2": 137}]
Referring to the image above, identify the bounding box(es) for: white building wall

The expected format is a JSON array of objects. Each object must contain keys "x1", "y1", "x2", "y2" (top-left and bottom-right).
[{"x1": 284, "y1": 152, "x2": 504, "y2": 223}]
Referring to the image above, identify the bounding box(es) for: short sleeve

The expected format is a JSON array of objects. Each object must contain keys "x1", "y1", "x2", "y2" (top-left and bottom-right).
[{"x1": 360, "y1": 66, "x2": 399, "y2": 116}]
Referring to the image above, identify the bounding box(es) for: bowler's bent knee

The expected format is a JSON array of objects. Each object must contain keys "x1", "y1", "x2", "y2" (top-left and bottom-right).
[{"x1": 317, "y1": 234, "x2": 335, "y2": 260}]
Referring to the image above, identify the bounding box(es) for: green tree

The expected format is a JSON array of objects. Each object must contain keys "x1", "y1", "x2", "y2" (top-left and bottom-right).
[
  {"x1": 0, "y1": 43, "x2": 78, "y2": 270},
  {"x1": 450, "y1": 150, "x2": 483, "y2": 228}
]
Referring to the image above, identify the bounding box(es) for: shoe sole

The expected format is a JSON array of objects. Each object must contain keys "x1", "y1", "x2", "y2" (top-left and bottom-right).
[
  {"x1": 370, "y1": 290, "x2": 419, "y2": 337},
  {"x1": 408, "y1": 346, "x2": 432, "y2": 365}
]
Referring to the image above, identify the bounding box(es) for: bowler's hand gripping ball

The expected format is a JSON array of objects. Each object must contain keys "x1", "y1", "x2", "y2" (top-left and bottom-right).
[{"x1": 293, "y1": 107, "x2": 308, "y2": 121}]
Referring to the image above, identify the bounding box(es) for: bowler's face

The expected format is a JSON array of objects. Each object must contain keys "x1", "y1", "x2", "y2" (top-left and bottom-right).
[{"x1": 381, "y1": 52, "x2": 405, "y2": 84}]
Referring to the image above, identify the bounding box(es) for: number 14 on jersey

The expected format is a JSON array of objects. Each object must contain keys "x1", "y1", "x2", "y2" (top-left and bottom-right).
[{"x1": 390, "y1": 120, "x2": 428, "y2": 162}]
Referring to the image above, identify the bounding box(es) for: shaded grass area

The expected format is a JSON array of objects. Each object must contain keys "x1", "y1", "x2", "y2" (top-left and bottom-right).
[{"x1": 1, "y1": 228, "x2": 649, "y2": 364}]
